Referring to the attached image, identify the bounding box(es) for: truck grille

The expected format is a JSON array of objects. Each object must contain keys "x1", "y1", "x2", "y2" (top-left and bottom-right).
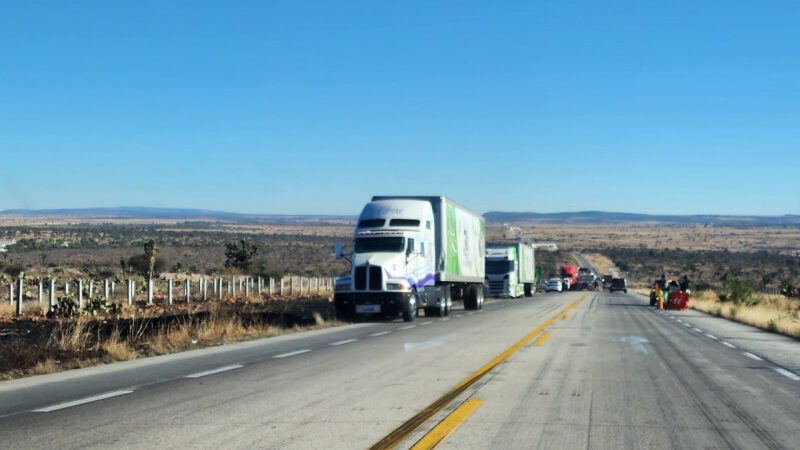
[
  {"x1": 489, "y1": 280, "x2": 507, "y2": 294},
  {"x1": 369, "y1": 266, "x2": 382, "y2": 290},
  {"x1": 354, "y1": 265, "x2": 383, "y2": 291},
  {"x1": 355, "y1": 266, "x2": 367, "y2": 290}
]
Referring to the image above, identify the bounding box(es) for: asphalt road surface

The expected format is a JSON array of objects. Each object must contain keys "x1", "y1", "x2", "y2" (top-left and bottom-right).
[{"x1": 1, "y1": 291, "x2": 799, "y2": 449}]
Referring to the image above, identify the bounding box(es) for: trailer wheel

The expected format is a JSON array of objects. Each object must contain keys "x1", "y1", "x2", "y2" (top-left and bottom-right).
[
  {"x1": 477, "y1": 285, "x2": 484, "y2": 309},
  {"x1": 524, "y1": 283, "x2": 532, "y2": 297},
  {"x1": 443, "y1": 286, "x2": 452, "y2": 316}
]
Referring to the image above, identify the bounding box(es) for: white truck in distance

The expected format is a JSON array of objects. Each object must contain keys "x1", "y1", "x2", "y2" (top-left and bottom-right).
[
  {"x1": 334, "y1": 196, "x2": 486, "y2": 322},
  {"x1": 485, "y1": 242, "x2": 537, "y2": 298}
]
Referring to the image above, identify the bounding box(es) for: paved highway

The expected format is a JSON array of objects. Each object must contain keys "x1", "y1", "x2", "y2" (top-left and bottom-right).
[{"x1": 1, "y1": 291, "x2": 799, "y2": 449}]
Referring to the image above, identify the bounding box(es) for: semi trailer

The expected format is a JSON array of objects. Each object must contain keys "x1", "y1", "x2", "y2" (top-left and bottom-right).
[
  {"x1": 334, "y1": 196, "x2": 486, "y2": 322},
  {"x1": 485, "y1": 242, "x2": 537, "y2": 298}
]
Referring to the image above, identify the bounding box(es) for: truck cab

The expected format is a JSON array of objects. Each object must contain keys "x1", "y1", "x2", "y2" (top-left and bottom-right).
[{"x1": 485, "y1": 247, "x2": 523, "y2": 298}]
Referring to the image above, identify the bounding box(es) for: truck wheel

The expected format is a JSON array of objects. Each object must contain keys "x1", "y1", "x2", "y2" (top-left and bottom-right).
[
  {"x1": 463, "y1": 285, "x2": 477, "y2": 310},
  {"x1": 402, "y1": 294, "x2": 417, "y2": 322},
  {"x1": 524, "y1": 283, "x2": 532, "y2": 297},
  {"x1": 477, "y1": 285, "x2": 484, "y2": 309},
  {"x1": 443, "y1": 286, "x2": 452, "y2": 316}
]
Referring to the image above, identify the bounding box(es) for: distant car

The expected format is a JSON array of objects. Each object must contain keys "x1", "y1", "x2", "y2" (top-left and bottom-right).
[
  {"x1": 609, "y1": 277, "x2": 627, "y2": 293},
  {"x1": 544, "y1": 278, "x2": 563, "y2": 293}
]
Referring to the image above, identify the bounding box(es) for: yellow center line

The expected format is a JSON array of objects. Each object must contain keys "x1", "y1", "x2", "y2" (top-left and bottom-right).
[
  {"x1": 368, "y1": 294, "x2": 587, "y2": 450},
  {"x1": 410, "y1": 399, "x2": 484, "y2": 450},
  {"x1": 534, "y1": 332, "x2": 551, "y2": 346}
]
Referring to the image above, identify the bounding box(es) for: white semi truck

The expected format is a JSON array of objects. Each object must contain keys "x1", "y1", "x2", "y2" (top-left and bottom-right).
[
  {"x1": 485, "y1": 242, "x2": 537, "y2": 298},
  {"x1": 334, "y1": 196, "x2": 486, "y2": 322}
]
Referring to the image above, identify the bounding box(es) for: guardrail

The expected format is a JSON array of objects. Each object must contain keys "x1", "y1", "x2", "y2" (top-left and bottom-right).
[{"x1": 3, "y1": 274, "x2": 336, "y2": 316}]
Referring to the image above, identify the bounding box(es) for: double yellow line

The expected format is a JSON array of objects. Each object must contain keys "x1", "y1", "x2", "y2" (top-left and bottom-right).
[{"x1": 369, "y1": 295, "x2": 586, "y2": 450}]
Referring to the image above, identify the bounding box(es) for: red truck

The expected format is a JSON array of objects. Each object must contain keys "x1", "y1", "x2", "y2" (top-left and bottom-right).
[{"x1": 560, "y1": 265, "x2": 578, "y2": 291}]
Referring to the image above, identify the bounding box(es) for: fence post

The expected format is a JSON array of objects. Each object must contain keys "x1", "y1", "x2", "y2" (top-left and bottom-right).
[
  {"x1": 104, "y1": 279, "x2": 110, "y2": 302},
  {"x1": 167, "y1": 279, "x2": 173, "y2": 305},
  {"x1": 127, "y1": 280, "x2": 133, "y2": 306},
  {"x1": 7, "y1": 282, "x2": 12, "y2": 305},
  {"x1": 147, "y1": 278, "x2": 153, "y2": 304},
  {"x1": 88, "y1": 279, "x2": 94, "y2": 299},
  {"x1": 269, "y1": 278, "x2": 274, "y2": 296},
  {"x1": 78, "y1": 279, "x2": 84, "y2": 309},
  {"x1": 49, "y1": 278, "x2": 56, "y2": 308},
  {"x1": 111, "y1": 281, "x2": 115, "y2": 296},
  {"x1": 245, "y1": 277, "x2": 250, "y2": 298},
  {"x1": 65, "y1": 281, "x2": 70, "y2": 296},
  {"x1": 38, "y1": 280, "x2": 43, "y2": 304},
  {"x1": 185, "y1": 279, "x2": 191, "y2": 303},
  {"x1": 202, "y1": 277, "x2": 208, "y2": 301},
  {"x1": 16, "y1": 276, "x2": 24, "y2": 316}
]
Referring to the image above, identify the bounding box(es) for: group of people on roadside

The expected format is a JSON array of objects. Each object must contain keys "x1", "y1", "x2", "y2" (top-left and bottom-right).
[{"x1": 650, "y1": 273, "x2": 691, "y2": 310}]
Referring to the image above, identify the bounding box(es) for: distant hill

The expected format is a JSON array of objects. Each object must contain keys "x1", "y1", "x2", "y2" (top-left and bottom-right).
[
  {"x1": 483, "y1": 211, "x2": 800, "y2": 226},
  {"x1": 2, "y1": 207, "x2": 798, "y2": 227}
]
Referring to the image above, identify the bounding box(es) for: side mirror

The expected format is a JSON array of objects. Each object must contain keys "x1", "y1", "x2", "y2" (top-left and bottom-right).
[{"x1": 335, "y1": 242, "x2": 345, "y2": 260}]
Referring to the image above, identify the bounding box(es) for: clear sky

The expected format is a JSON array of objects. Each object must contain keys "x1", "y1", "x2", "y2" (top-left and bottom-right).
[{"x1": 1, "y1": 1, "x2": 798, "y2": 216}]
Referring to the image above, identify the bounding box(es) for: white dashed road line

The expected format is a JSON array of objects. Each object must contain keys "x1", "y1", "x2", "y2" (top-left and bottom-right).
[
  {"x1": 420, "y1": 321, "x2": 432, "y2": 326},
  {"x1": 329, "y1": 339, "x2": 358, "y2": 346},
  {"x1": 722, "y1": 341, "x2": 737, "y2": 349},
  {"x1": 186, "y1": 364, "x2": 243, "y2": 378},
  {"x1": 705, "y1": 334, "x2": 718, "y2": 340},
  {"x1": 399, "y1": 325, "x2": 416, "y2": 330},
  {"x1": 743, "y1": 352, "x2": 764, "y2": 362},
  {"x1": 33, "y1": 390, "x2": 134, "y2": 413},
  {"x1": 455, "y1": 315, "x2": 464, "y2": 318},
  {"x1": 274, "y1": 349, "x2": 311, "y2": 359},
  {"x1": 369, "y1": 331, "x2": 391, "y2": 337},
  {"x1": 693, "y1": 327, "x2": 703, "y2": 333},
  {"x1": 683, "y1": 323, "x2": 692, "y2": 328},
  {"x1": 773, "y1": 367, "x2": 800, "y2": 381}
]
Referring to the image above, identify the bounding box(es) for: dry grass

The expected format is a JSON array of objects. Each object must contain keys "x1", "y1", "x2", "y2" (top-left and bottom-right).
[
  {"x1": 50, "y1": 317, "x2": 92, "y2": 352},
  {"x1": 100, "y1": 327, "x2": 138, "y2": 361},
  {"x1": 691, "y1": 291, "x2": 800, "y2": 338}
]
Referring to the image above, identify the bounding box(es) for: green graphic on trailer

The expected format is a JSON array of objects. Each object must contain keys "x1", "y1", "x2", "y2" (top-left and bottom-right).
[{"x1": 445, "y1": 204, "x2": 460, "y2": 274}]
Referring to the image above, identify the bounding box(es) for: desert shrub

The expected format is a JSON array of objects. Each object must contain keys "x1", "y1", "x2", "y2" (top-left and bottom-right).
[
  {"x1": 724, "y1": 277, "x2": 755, "y2": 304},
  {"x1": 48, "y1": 296, "x2": 81, "y2": 318}
]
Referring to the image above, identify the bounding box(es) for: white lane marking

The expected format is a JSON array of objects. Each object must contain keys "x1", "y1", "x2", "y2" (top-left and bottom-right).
[
  {"x1": 676, "y1": 319, "x2": 684, "y2": 323},
  {"x1": 369, "y1": 331, "x2": 391, "y2": 337},
  {"x1": 476, "y1": 310, "x2": 484, "y2": 313},
  {"x1": 329, "y1": 339, "x2": 358, "y2": 346},
  {"x1": 467, "y1": 312, "x2": 475, "y2": 316},
  {"x1": 186, "y1": 364, "x2": 244, "y2": 378},
  {"x1": 693, "y1": 327, "x2": 703, "y2": 333},
  {"x1": 274, "y1": 349, "x2": 311, "y2": 359},
  {"x1": 773, "y1": 367, "x2": 800, "y2": 381},
  {"x1": 722, "y1": 341, "x2": 737, "y2": 349},
  {"x1": 743, "y1": 352, "x2": 764, "y2": 362},
  {"x1": 33, "y1": 390, "x2": 134, "y2": 412},
  {"x1": 683, "y1": 323, "x2": 692, "y2": 328},
  {"x1": 399, "y1": 325, "x2": 416, "y2": 330},
  {"x1": 455, "y1": 315, "x2": 464, "y2": 318},
  {"x1": 705, "y1": 334, "x2": 718, "y2": 340},
  {"x1": 438, "y1": 318, "x2": 450, "y2": 322},
  {"x1": 420, "y1": 321, "x2": 432, "y2": 326}
]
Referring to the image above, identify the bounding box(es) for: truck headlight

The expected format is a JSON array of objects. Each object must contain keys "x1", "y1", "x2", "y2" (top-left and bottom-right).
[{"x1": 386, "y1": 282, "x2": 407, "y2": 291}]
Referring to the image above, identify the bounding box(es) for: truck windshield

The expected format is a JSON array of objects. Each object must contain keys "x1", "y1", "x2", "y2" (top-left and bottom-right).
[
  {"x1": 354, "y1": 237, "x2": 405, "y2": 253},
  {"x1": 486, "y1": 260, "x2": 514, "y2": 274}
]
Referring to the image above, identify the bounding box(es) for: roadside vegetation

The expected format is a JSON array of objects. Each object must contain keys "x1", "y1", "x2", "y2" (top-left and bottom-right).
[
  {"x1": 690, "y1": 289, "x2": 800, "y2": 339},
  {"x1": 0, "y1": 296, "x2": 338, "y2": 380}
]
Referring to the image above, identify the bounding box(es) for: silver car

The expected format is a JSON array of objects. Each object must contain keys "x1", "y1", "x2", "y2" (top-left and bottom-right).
[{"x1": 544, "y1": 278, "x2": 563, "y2": 293}]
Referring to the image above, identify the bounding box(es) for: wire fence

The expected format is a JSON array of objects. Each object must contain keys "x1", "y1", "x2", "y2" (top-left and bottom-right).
[{"x1": 3, "y1": 274, "x2": 337, "y2": 316}]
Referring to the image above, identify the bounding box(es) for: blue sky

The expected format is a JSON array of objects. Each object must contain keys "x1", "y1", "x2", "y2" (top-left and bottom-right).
[{"x1": 1, "y1": 1, "x2": 798, "y2": 215}]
